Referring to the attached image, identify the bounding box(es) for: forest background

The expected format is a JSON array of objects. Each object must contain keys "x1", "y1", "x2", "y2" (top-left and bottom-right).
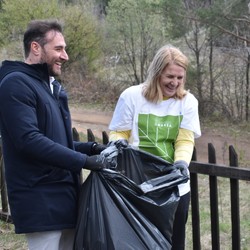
[
  {"x1": 0, "y1": 0, "x2": 249, "y2": 249},
  {"x1": 0, "y1": 0, "x2": 250, "y2": 124},
  {"x1": 1, "y1": 0, "x2": 250, "y2": 166}
]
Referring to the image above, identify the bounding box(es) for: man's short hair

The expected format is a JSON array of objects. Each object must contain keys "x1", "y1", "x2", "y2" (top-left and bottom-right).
[{"x1": 23, "y1": 19, "x2": 63, "y2": 58}]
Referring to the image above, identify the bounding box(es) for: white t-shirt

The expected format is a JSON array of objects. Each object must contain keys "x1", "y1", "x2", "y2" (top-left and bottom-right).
[{"x1": 109, "y1": 84, "x2": 201, "y2": 195}]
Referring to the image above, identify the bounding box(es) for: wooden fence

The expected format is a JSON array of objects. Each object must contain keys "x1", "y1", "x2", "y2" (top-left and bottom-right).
[
  {"x1": 189, "y1": 145, "x2": 250, "y2": 250},
  {"x1": 1, "y1": 129, "x2": 250, "y2": 250}
]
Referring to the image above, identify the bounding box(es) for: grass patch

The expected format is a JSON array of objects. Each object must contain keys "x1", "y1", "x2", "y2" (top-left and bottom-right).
[{"x1": 0, "y1": 221, "x2": 27, "y2": 250}]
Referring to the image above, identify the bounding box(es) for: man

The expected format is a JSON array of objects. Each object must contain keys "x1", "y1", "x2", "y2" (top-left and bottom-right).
[{"x1": 0, "y1": 19, "x2": 106, "y2": 249}]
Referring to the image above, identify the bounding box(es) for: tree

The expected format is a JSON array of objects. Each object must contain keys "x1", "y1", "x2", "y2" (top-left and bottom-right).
[
  {"x1": 160, "y1": 0, "x2": 250, "y2": 121},
  {"x1": 0, "y1": 0, "x2": 3, "y2": 10},
  {"x1": 104, "y1": 0, "x2": 166, "y2": 86},
  {"x1": 0, "y1": 0, "x2": 102, "y2": 74},
  {"x1": 61, "y1": 4, "x2": 102, "y2": 75},
  {"x1": 198, "y1": 0, "x2": 250, "y2": 121},
  {"x1": 0, "y1": 0, "x2": 60, "y2": 57},
  {"x1": 161, "y1": 0, "x2": 212, "y2": 114}
]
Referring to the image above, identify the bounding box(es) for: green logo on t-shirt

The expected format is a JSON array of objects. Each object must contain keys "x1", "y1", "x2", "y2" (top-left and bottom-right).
[{"x1": 138, "y1": 114, "x2": 183, "y2": 162}]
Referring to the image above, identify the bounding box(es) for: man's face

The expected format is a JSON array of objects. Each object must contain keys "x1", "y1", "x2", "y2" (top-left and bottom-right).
[{"x1": 39, "y1": 30, "x2": 69, "y2": 76}]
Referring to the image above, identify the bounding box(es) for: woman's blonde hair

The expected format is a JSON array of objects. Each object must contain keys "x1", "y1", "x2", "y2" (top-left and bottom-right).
[{"x1": 142, "y1": 44, "x2": 189, "y2": 103}]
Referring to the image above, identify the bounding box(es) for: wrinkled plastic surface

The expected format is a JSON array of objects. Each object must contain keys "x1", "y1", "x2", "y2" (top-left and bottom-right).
[{"x1": 74, "y1": 146, "x2": 189, "y2": 250}]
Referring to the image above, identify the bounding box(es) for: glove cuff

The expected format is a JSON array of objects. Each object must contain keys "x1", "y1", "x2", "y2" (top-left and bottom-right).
[{"x1": 174, "y1": 160, "x2": 189, "y2": 168}]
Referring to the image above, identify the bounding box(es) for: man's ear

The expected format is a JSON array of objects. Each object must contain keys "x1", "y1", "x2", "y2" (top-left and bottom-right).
[{"x1": 31, "y1": 41, "x2": 41, "y2": 56}]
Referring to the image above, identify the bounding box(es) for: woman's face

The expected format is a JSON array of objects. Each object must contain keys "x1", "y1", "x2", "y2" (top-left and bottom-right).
[{"x1": 159, "y1": 63, "x2": 185, "y2": 98}]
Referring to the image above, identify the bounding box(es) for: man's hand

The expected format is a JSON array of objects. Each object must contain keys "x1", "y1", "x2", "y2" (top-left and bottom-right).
[
  {"x1": 84, "y1": 155, "x2": 106, "y2": 170},
  {"x1": 100, "y1": 145, "x2": 119, "y2": 169},
  {"x1": 91, "y1": 143, "x2": 107, "y2": 155},
  {"x1": 173, "y1": 160, "x2": 190, "y2": 177}
]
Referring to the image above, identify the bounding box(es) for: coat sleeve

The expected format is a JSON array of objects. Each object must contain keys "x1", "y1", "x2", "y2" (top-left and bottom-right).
[{"x1": 74, "y1": 141, "x2": 96, "y2": 156}]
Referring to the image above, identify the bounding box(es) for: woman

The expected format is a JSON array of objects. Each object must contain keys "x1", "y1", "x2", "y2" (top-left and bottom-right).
[{"x1": 108, "y1": 44, "x2": 201, "y2": 249}]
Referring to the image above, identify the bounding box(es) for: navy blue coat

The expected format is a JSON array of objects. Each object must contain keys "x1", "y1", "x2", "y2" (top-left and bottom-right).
[{"x1": 0, "y1": 61, "x2": 94, "y2": 233}]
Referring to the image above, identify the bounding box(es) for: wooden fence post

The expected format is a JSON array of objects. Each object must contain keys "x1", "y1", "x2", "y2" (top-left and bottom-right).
[
  {"x1": 0, "y1": 156, "x2": 8, "y2": 213},
  {"x1": 87, "y1": 129, "x2": 95, "y2": 142},
  {"x1": 0, "y1": 137, "x2": 11, "y2": 222},
  {"x1": 208, "y1": 143, "x2": 220, "y2": 250},
  {"x1": 102, "y1": 131, "x2": 109, "y2": 145},
  {"x1": 229, "y1": 145, "x2": 240, "y2": 250},
  {"x1": 72, "y1": 127, "x2": 80, "y2": 141},
  {"x1": 190, "y1": 147, "x2": 201, "y2": 250}
]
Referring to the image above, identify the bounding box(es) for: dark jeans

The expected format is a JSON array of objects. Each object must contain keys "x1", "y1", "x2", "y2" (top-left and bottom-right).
[{"x1": 171, "y1": 192, "x2": 191, "y2": 250}]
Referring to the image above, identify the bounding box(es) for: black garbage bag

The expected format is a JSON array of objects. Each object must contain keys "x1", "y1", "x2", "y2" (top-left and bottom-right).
[{"x1": 74, "y1": 146, "x2": 189, "y2": 250}]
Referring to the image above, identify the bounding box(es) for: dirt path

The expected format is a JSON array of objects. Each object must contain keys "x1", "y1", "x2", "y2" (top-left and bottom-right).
[
  {"x1": 70, "y1": 107, "x2": 250, "y2": 166},
  {"x1": 70, "y1": 106, "x2": 112, "y2": 140}
]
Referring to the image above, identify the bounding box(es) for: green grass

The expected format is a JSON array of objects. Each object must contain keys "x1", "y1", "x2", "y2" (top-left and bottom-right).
[{"x1": 0, "y1": 221, "x2": 27, "y2": 250}]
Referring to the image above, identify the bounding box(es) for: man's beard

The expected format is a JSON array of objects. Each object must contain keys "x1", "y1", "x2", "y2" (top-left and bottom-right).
[
  {"x1": 47, "y1": 63, "x2": 57, "y2": 76},
  {"x1": 40, "y1": 50, "x2": 59, "y2": 76},
  {"x1": 39, "y1": 59, "x2": 58, "y2": 76}
]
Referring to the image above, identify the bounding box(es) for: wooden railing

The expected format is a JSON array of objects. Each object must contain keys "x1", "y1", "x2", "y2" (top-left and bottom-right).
[
  {"x1": 1, "y1": 130, "x2": 250, "y2": 250},
  {"x1": 189, "y1": 144, "x2": 250, "y2": 250}
]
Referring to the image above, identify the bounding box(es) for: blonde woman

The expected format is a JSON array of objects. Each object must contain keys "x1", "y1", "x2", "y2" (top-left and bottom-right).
[{"x1": 109, "y1": 44, "x2": 201, "y2": 250}]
